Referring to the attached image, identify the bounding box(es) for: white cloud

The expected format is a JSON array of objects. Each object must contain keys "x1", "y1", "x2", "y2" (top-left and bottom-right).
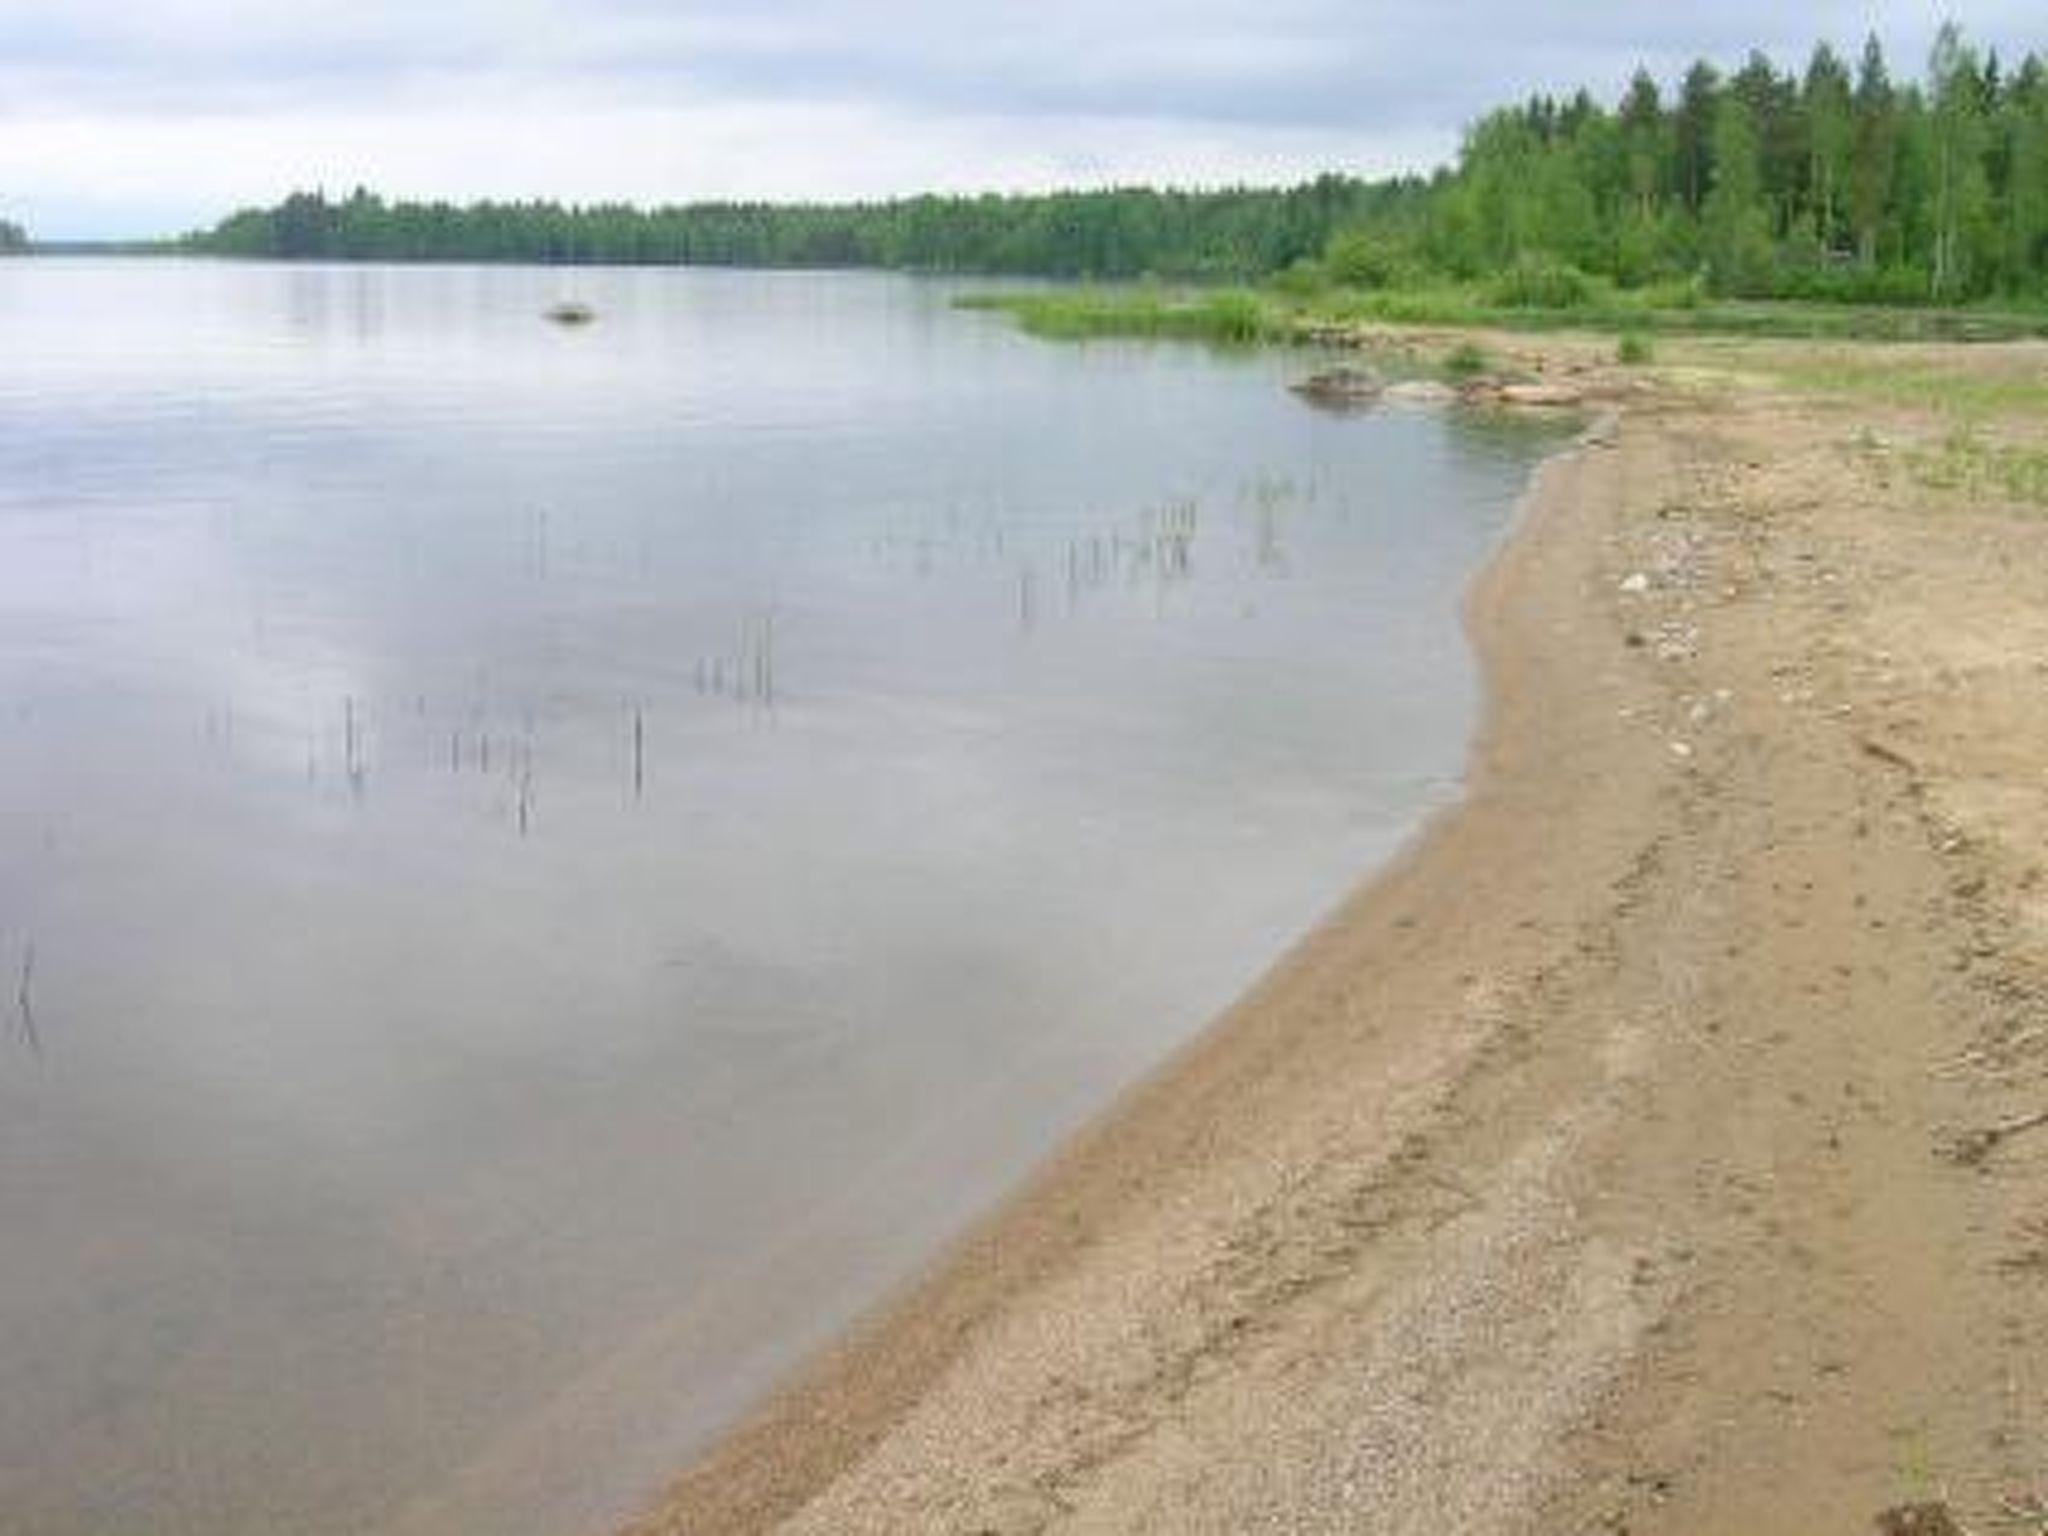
[
  {"x1": 0, "y1": 0, "x2": 2040, "y2": 238},
  {"x1": 0, "y1": 98, "x2": 1447, "y2": 237}
]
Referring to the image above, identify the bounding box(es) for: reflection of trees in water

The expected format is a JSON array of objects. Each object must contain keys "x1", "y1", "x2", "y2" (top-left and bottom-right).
[
  {"x1": 1242, "y1": 471, "x2": 1304, "y2": 575},
  {"x1": 695, "y1": 611, "x2": 778, "y2": 708},
  {"x1": 14, "y1": 940, "x2": 38, "y2": 1058}
]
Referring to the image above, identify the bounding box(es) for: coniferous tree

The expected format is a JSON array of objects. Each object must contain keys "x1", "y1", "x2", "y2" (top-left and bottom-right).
[
  {"x1": 1850, "y1": 35, "x2": 1901, "y2": 267},
  {"x1": 1674, "y1": 61, "x2": 1723, "y2": 214},
  {"x1": 1728, "y1": 52, "x2": 1801, "y2": 235},
  {"x1": 1621, "y1": 69, "x2": 1666, "y2": 219}
]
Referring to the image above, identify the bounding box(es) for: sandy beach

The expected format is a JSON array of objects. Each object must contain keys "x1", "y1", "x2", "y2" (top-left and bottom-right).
[{"x1": 628, "y1": 336, "x2": 2048, "y2": 1535}]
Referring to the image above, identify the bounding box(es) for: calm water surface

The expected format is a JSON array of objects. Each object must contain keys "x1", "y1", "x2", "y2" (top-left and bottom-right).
[{"x1": 0, "y1": 260, "x2": 1564, "y2": 1535}]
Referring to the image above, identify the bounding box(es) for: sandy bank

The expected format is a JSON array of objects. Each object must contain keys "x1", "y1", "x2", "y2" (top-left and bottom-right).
[{"x1": 628, "y1": 339, "x2": 2048, "y2": 1534}]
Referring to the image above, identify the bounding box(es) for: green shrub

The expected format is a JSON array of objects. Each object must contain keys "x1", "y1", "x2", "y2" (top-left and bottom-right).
[
  {"x1": 1635, "y1": 274, "x2": 1706, "y2": 310},
  {"x1": 1443, "y1": 341, "x2": 1491, "y2": 379},
  {"x1": 1200, "y1": 290, "x2": 1268, "y2": 343},
  {"x1": 1612, "y1": 220, "x2": 1667, "y2": 289},
  {"x1": 1269, "y1": 258, "x2": 1328, "y2": 299},
  {"x1": 1324, "y1": 229, "x2": 1408, "y2": 291},
  {"x1": 1486, "y1": 257, "x2": 1597, "y2": 310},
  {"x1": 1617, "y1": 332, "x2": 1654, "y2": 365}
]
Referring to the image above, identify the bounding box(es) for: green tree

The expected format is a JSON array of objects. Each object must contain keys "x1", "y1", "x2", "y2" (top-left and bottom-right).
[
  {"x1": 1927, "y1": 21, "x2": 1992, "y2": 296},
  {"x1": 1621, "y1": 68, "x2": 1666, "y2": 219},
  {"x1": 1704, "y1": 95, "x2": 1775, "y2": 292},
  {"x1": 1803, "y1": 44, "x2": 1854, "y2": 248},
  {"x1": 1729, "y1": 51, "x2": 1803, "y2": 233},
  {"x1": 1674, "y1": 61, "x2": 1723, "y2": 213},
  {"x1": 2003, "y1": 57, "x2": 2048, "y2": 291},
  {"x1": 1850, "y1": 34, "x2": 1900, "y2": 265}
]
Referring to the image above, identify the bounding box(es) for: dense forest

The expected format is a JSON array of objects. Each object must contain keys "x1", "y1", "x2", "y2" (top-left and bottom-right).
[
  {"x1": 1416, "y1": 24, "x2": 2047, "y2": 302},
  {"x1": 185, "y1": 24, "x2": 2047, "y2": 303},
  {"x1": 186, "y1": 179, "x2": 1425, "y2": 282}
]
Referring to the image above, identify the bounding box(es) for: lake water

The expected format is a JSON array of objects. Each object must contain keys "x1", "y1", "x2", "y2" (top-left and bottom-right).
[{"x1": 0, "y1": 259, "x2": 1563, "y2": 1535}]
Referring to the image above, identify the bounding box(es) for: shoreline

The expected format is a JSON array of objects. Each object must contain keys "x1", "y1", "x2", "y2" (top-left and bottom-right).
[
  {"x1": 628, "y1": 336, "x2": 2048, "y2": 1533},
  {"x1": 625, "y1": 380, "x2": 1646, "y2": 1531}
]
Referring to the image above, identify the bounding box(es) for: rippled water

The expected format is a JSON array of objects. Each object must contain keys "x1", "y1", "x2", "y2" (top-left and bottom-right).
[{"x1": 0, "y1": 259, "x2": 1564, "y2": 1535}]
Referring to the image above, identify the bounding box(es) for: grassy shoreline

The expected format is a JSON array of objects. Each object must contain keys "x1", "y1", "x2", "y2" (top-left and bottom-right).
[{"x1": 960, "y1": 283, "x2": 2048, "y2": 347}]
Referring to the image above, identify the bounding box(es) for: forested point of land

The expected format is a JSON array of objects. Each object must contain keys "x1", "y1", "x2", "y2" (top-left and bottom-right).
[
  {"x1": 0, "y1": 220, "x2": 28, "y2": 254},
  {"x1": 185, "y1": 179, "x2": 1425, "y2": 284},
  {"x1": 182, "y1": 24, "x2": 2048, "y2": 304}
]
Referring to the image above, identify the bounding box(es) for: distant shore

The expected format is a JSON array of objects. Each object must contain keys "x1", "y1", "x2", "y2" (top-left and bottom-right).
[{"x1": 627, "y1": 330, "x2": 2048, "y2": 1534}]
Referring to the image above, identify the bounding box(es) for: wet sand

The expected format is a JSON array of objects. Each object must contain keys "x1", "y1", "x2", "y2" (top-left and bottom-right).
[{"x1": 627, "y1": 337, "x2": 2048, "y2": 1534}]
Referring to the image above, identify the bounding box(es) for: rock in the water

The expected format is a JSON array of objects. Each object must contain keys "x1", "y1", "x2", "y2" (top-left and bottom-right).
[
  {"x1": 1383, "y1": 379, "x2": 1457, "y2": 405},
  {"x1": 545, "y1": 301, "x2": 596, "y2": 326},
  {"x1": 1290, "y1": 366, "x2": 1384, "y2": 406}
]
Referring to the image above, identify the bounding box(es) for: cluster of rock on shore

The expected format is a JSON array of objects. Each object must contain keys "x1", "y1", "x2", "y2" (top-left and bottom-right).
[{"x1": 1288, "y1": 363, "x2": 1589, "y2": 409}]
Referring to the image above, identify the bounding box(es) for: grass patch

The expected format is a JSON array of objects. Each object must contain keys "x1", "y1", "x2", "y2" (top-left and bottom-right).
[
  {"x1": 1442, "y1": 341, "x2": 1491, "y2": 379},
  {"x1": 1906, "y1": 427, "x2": 2048, "y2": 505},
  {"x1": 1316, "y1": 285, "x2": 2048, "y2": 341},
  {"x1": 1768, "y1": 356, "x2": 2048, "y2": 422},
  {"x1": 963, "y1": 282, "x2": 2048, "y2": 351},
  {"x1": 1617, "y1": 332, "x2": 1654, "y2": 365},
  {"x1": 957, "y1": 287, "x2": 1274, "y2": 344}
]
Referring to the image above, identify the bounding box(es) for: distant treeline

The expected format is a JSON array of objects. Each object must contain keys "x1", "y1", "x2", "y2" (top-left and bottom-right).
[
  {"x1": 0, "y1": 219, "x2": 26, "y2": 254},
  {"x1": 184, "y1": 24, "x2": 2048, "y2": 302},
  {"x1": 183, "y1": 179, "x2": 1428, "y2": 282}
]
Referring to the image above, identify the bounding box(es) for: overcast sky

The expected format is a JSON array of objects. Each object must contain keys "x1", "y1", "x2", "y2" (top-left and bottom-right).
[{"x1": 1, "y1": 1, "x2": 2042, "y2": 239}]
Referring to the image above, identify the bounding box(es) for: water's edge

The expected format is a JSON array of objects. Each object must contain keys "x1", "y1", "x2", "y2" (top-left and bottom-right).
[{"x1": 615, "y1": 404, "x2": 1607, "y2": 1534}]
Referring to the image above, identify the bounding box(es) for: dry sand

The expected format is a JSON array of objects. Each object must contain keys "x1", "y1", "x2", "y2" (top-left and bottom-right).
[{"x1": 626, "y1": 337, "x2": 2048, "y2": 1535}]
